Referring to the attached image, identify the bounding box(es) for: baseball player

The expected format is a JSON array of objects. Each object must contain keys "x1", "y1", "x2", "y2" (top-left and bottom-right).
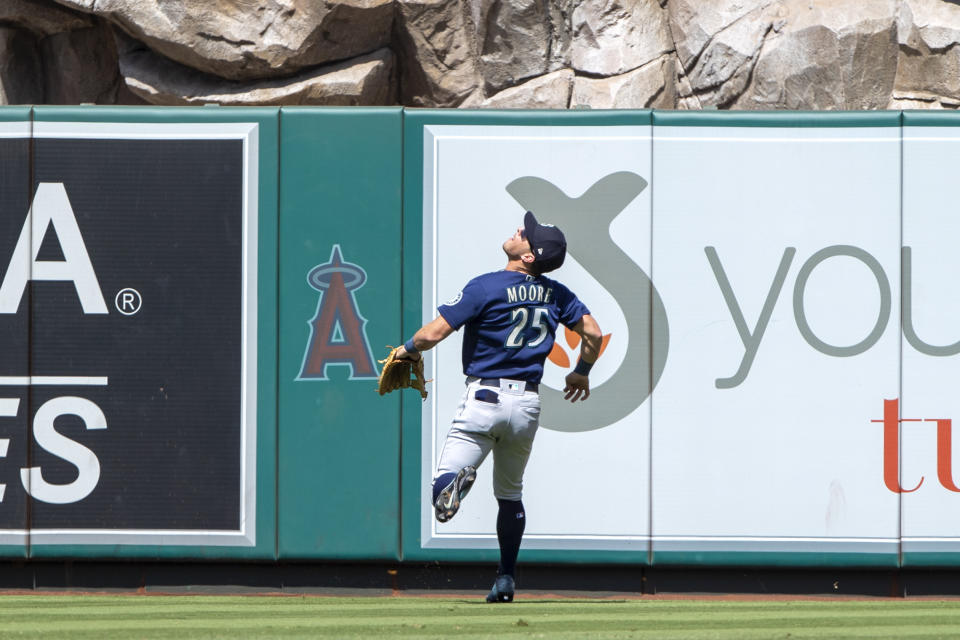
[{"x1": 396, "y1": 211, "x2": 602, "y2": 603}]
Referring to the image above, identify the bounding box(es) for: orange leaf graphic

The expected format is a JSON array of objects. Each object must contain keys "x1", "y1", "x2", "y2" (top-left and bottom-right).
[
  {"x1": 548, "y1": 342, "x2": 570, "y2": 367},
  {"x1": 599, "y1": 333, "x2": 612, "y2": 357},
  {"x1": 565, "y1": 326, "x2": 581, "y2": 349}
]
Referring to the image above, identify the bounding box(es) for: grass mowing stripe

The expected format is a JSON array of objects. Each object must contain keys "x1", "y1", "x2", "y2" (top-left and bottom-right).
[
  {"x1": 7, "y1": 604, "x2": 958, "y2": 623},
  {"x1": 1, "y1": 596, "x2": 956, "y2": 609},
  {"x1": 4, "y1": 596, "x2": 960, "y2": 640},
  {"x1": 7, "y1": 621, "x2": 960, "y2": 640},
  {"x1": 0, "y1": 604, "x2": 488, "y2": 617},
  {"x1": 4, "y1": 600, "x2": 960, "y2": 620},
  {"x1": 0, "y1": 627, "x2": 956, "y2": 638},
  {"x1": 6, "y1": 610, "x2": 960, "y2": 631},
  {"x1": 4, "y1": 598, "x2": 960, "y2": 612}
]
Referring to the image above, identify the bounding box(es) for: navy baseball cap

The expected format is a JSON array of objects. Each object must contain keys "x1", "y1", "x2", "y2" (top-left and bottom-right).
[{"x1": 523, "y1": 211, "x2": 566, "y2": 273}]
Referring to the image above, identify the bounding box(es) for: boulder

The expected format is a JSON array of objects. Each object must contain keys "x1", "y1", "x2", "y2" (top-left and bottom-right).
[
  {"x1": 475, "y1": 68, "x2": 573, "y2": 109},
  {"x1": 731, "y1": 0, "x2": 899, "y2": 110},
  {"x1": 53, "y1": 0, "x2": 394, "y2": 81},
  {"x1": 571, "y1": 0, "x2": 672, "y2": 76},
  {"x1": 667, "y1": 0, "x2": 771, "y2": 71},
  {"x1": 571, "y1": 54, "x2": 676, "y2": 109},
  {"x1": 672, "y1": 1, "x2": 780, "y2": 108},
  {"x1": 474, "y1": 0, "x2": 564, "y2": 94},
  {"x1": 393, "y1": 0, "x2": 482, "y2": 107},
  {"x1": 121, "y1": 44, "x2": 395, "y2": 106},
  {"x1": 893, "y1": 0, "x2": 960, "y2": 108},
  {"x1": 688, "y1": 7, "x2": 777, "y2": 108}
]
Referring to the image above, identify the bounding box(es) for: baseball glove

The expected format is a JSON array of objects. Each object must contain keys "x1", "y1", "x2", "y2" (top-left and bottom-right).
[{"x1": 377, "y1": 346, "x2": 429, "y2": 399}]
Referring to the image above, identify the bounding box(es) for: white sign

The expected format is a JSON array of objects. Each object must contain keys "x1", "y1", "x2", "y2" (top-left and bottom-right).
[{"x1": 421, "y1": 125, "x2": 654, "y2": 551}]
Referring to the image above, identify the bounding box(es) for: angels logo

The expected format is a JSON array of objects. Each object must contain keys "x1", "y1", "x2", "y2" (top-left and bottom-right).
[
  {"x1": 507, "y1": 172, "x2": 669, "y2": 432},
  {"x1": 297, "y1": 245, "x2": 378, "y2": 380}
]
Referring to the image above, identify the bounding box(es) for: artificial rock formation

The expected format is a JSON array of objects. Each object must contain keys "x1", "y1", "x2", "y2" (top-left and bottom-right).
[
  {"x1": 120, "y1": 38, "x2": 396, "y2": 106},
  {"x1": 0, "y1": 0, "x2": 959, "y2": 109},
  {"x1": 55, "y1": 0, "x2": 395, "y2": 81}
]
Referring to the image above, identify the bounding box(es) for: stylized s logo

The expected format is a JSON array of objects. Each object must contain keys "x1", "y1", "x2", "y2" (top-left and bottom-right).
[{"x1": 506, "y1": 172, "x2": 669, "y2": 432}]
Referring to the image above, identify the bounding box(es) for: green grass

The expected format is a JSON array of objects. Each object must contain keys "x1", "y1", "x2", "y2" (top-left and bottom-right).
[{"x1": 2, "y1": 595, "x2": 960, "y2": 639}]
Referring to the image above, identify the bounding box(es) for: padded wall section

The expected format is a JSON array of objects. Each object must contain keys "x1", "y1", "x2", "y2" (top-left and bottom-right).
[
  {"x1": 402, "y1": 109, "x2": 654, "y2": 565},
  {"x1": 277, "y1": 107, "x2": 403, "y2": 560}
]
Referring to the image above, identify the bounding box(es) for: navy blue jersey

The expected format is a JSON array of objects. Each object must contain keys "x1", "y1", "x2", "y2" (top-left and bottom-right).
[{"x1": 438, "y1": 270, "x2": 590, "y2": 383}]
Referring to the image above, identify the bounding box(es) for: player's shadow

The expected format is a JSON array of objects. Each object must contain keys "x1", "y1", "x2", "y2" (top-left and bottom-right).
[{"x1": 457, "y1": 598, "x2": 633, "y2": 605}]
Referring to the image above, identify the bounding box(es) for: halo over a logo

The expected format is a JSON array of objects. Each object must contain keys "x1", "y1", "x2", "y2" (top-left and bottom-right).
[{"x1": 507, "y1": 172, "x2": 669, "y2": 432}]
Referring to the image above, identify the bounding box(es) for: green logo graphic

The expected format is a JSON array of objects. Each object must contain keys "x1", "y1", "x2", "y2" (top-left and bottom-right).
[{"x1": 506, "y1": 172, "x2": 669, "y2": 432}]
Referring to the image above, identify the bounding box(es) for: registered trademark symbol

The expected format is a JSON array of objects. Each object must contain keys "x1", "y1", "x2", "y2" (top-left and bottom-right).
[{"x1": 115, "y1": 288, "x2": 142, "y2": 315}]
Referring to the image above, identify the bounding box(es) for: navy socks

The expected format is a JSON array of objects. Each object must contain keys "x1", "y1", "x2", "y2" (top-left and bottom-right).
[
  {"x1": 432, "y1": 482, "x2": 525, "y2": 578},
  {"x1": 432, "y1": 472, "x2": 457, "y2": 503},
  {"x1": 496, "y1": 499, "x2": 525, "y2": 577}
]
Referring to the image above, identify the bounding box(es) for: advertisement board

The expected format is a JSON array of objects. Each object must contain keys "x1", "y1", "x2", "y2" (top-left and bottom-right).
[{"x1": 20, "y1": 107, "x2": 278, "y2": 559}]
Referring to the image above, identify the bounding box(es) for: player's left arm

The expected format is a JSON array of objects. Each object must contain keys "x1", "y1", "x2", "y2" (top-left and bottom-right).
[
  {"x1": 563, "y1": 314, "x2": 602, "y2": 402},
  {"x1": 396, "y1": 315, "x2": 455, "y2": 361}
]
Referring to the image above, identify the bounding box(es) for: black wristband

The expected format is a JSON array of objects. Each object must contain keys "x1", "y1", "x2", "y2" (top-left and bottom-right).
[
  {"x1": 403, "y1": 337, "x2": 419, "y2": 354},
  {"x1": 573, "y1": 359, "x2": 593, "y2": 376}
]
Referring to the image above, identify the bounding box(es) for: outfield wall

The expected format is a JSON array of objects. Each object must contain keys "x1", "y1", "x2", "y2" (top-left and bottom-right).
[{"x1": 1, "y1": 107, "x2": 959, "y2": 569}]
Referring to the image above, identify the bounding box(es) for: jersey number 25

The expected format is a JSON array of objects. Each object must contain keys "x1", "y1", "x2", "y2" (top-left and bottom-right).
[{"x1": 506, "y1": 307, "x2": 549, "y2": 348}]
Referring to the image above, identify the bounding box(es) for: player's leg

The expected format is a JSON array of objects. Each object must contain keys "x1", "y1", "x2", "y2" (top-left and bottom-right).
[
  {"x1": 486, "y1": 389, "x2": 540, "y2": 603},
  {"x1": 432, "y1": 382, "x2": 503, "y2": 522},
  {"x1": 433, "y1": 429, "x2": 487, "y2": 523},
  {"x1": 484, "y1": 498, "x2": 524, "y2": 603}
]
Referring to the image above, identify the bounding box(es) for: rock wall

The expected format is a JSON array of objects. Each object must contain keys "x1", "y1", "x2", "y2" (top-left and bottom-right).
[{"x1": 1, "y1": 0, "x2": 959, "y2": 109}]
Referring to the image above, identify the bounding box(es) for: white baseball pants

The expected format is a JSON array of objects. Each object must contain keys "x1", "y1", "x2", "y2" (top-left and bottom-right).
[{"x1": 435, "y1": 377, "x2": 541, "y2": 501}]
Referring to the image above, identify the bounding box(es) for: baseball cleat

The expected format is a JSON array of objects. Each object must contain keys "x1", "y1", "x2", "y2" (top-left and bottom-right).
[
  {"x1": 434, "y1": 465, "x2": 476, "y2": 523},
  {"x1": 486, "y1": 574, "x2": 515, "y2": 603}
]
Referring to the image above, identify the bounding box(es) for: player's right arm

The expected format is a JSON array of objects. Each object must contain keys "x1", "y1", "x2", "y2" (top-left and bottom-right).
[
  {"x1": 574, "y1": 314, "x2": 602, "y2": 362},
  {"x1": 563, "y1": 314, "x2": 602, "y2": 402}
]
